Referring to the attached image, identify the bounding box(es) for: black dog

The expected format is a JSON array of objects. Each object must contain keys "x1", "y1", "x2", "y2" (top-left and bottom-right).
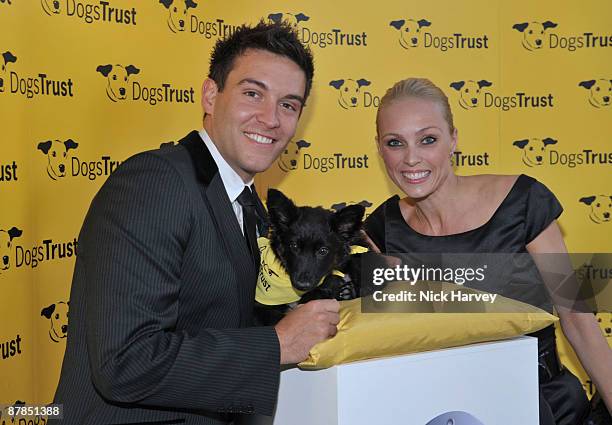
[{"x1": 255, "y1": 189, "x2": 368, "y2": 324}]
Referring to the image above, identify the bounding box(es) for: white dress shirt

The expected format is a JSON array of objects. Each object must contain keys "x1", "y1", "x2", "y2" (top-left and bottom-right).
[{"x1": 198, "y1": 129, "x2": 253, "y2": 235}]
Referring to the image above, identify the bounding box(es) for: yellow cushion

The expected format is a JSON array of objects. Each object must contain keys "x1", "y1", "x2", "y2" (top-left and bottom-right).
[{"x1": 299, "y1": 281, "x2": 558, "y2": 369}]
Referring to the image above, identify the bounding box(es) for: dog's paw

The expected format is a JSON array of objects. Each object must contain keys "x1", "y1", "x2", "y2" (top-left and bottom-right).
[{"x1": 335, "y1": 281, "x2": 357, "y2": 300}]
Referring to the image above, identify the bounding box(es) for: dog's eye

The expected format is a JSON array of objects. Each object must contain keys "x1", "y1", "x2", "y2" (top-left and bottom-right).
[
  {"x1": 596, "y1": 87, "x2": 600, "y2": 92},
  {"x1": 596, "y1": 203, "x2": 601, "y2": 208},
  {"x1": 344, "y1": 87, "x2": 348, "y2": 92},
  {"x1": 529, "y1": 147, "x2": 534, "y2": 151},
  {"x1": 317, "y1": 247, "x2": 329, "y2": 257},
  {"x1": 112, "y1": 75, "x2": 117, "y2": 80},
  {"x1": 173, "y1": 6, "x2": 177, "y2": 12},
  {"x1": 528, "y1": 29, "x2": 533, "y2": 34},
  {"x1": 464, "y1": 88, "x2": 469, "y2": 93},
  {"x1": 289, "y1": 241, "x2": 298, "y2": 251},
  {"x1": 52, "y1": 151, "x2": 57, "y2": 157},
  {"x1": 55, "y1": 314, "x2": 59, "y2": 319}
]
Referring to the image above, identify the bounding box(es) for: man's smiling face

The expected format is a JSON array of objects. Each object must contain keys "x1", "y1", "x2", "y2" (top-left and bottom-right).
[{"x1": 203, "y1": 49, "x2": 306, "y2": 182}]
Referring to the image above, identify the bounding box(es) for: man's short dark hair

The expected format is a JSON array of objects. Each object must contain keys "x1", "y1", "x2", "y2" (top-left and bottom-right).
[{"x1": 208, "y1": 20, "x2": 314, "y2": 103}]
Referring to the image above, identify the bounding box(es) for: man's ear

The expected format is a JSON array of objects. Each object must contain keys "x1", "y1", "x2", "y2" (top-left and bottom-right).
[{"x1": 201, "y1": 78, "x2": 219, "y2": 115}]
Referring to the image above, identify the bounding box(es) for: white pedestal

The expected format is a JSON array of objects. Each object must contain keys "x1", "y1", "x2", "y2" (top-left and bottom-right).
[{"x1": 267, "y1": 336, "x2": 539, "y2": 425}]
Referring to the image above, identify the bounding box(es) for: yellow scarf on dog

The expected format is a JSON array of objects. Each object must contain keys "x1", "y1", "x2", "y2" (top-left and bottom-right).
[{"x1": 255, "y1": 237, "x2": 368, "y2": 305}]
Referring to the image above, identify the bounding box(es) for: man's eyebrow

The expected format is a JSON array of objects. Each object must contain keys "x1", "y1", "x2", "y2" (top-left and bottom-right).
[{"x1": 239, "y1": 78, "x2": 305, "y2": 106}]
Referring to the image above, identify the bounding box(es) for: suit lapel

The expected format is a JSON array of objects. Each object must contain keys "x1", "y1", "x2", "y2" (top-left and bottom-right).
[{"x1": 179, "y1": 131, "x2": 257, "y2": 325}]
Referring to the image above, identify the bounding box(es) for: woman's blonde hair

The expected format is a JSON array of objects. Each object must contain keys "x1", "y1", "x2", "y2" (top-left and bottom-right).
[{"x1": 376, "y1": 78, "x2": 455, "y2": 134}]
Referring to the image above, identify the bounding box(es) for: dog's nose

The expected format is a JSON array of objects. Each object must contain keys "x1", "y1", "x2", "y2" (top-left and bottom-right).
[
  {"x1": 604, "y1": 212, "x2": 610, "y2": 219},
  {"x1": 536, "y1": 39, "x2": 542, "y2": 46},
  {"x1": 536, "y1": 156, "x2": 543, "y2": 162},
  {"x1": 293, "y1": 281, "x2": 314, "y2": 291},
  {"x1": 603, "y1": 96, "x2": 610, "y2": 103},
  {"x1": 179, "y1": 20, "x2": 185, "y2": 27},
  {"x1": 290, "y1": 160, "x2": 297, "y2": 167},
  {"x1": 120, "y1": 87, "x2": 126, "y2": 96},
  {"x1": 351, "y1": 97, "x2": 357, "y2": 104},
  {"x1": 411, "y1": 37, "x2": 417, "y2": 44},
  {"x1": 62, "y1": 325, "x2": 68, "y2": 333},
  {"x1": 54, "y1": 0, "x2": 59, "y2": 8},
  {"x1": 59, "y1": 164, "x2": 65, "y2": 173},
  {"x1": 0, "y1": 78, "x2": 3, "y2": 88},
  {"x1": 2, "y1": 256, "x2": 8, "y2": 265},
  {"x1": 471, "y1": 98, "x2": 477, "y2": 105}
]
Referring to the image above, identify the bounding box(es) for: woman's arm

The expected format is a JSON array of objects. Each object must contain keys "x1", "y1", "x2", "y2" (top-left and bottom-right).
[{"x1": 528, "y1": 220, "x2": 612, "y2": 412}]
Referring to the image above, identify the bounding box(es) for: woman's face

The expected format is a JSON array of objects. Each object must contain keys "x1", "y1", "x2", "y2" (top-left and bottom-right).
[{"x1": 377, "y1": 97, "x2": 457, "y2": 200}]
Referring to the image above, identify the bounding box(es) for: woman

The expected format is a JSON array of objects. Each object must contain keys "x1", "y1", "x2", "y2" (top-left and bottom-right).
[{"x1": 364, "y1": 78, "x2": 611, "y2": 424}]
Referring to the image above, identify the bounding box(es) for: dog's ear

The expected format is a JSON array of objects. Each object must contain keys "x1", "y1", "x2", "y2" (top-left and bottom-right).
[
  {"x1": 296, "y1": 139, "x2": 311, "y2": 149},
  {"x1": 389, "y1": 19, "x2": 405, "y2": 30},
  {"x1": 542, "y1": 137, "x2": 557, "y2": 146},
  {"x1": 478, "y1": 80, "x2": 493, "y2": 89},
  {"x1": 7, "y1": 226, "x2": 23, "y2": 241},
  {"x1": 512, "y1": 22, "x2": 529, "y2": 33},
  {"x1": 41, "y1": 304, "x2": 56, "y2": 319},
  {"x1": 330, "y1": 202, "x2": 347, "y2": 212},
  {"x1": 358, "y1": 200, "x2": 373, "y2": 208},
  {"x1": 357, "y1": 79, "x2": 371, "y2": 88},
  {"x1": 126, "y1": 65, "x2": 140, "y2": 76},
  {"x1": 267, "y1": 189, "x2": 298, "y2": 230},
  {"x1": 579, "y1": 196, "x2": 596, "y2": 206},
  {"x1": 449, "y1": 81, "x2": 465, "y2": 91},
  {"x1": 332, "y1": 205, "x2": 365, "y2": 240},
  {"x1": 295, "y1": 13, "x2": 309, "y2": 23},
  {"x1": 418, "y1": 19, "x2": 431, "y2": 28},
  {"x1": 160, "y1": 141, "x2": 175, "y2": 148},
  {"x1": 159, "y1": 0, "x2": 173, "y2": 9},
  {"x1": 542, "y1": 21, "x2": 557, "y2": 30},
  {"x1": 96, "y1": 64, "x2": 113, "y2": 77},
  {"x1": 268, "y1": 13, "x2": 283, "y2": 23},
  {"x1": 37, "y1": 140, "x2": 52, "y2": 154},
  {"x1": 579, "y1": 80, "x2": 596, "y2": 90},
  {"x1": 512, "y1": 139, "x2": 529, "y2": 149},
  {"x1": 2, "y1": 51, "x2": 17, "y2": 65},
  {"x1": 64, "y1": 139, "x2": 79, "y2": 151},
  {"x1": 185, "y1": 0, "x2": 197, "y2": 9},
  {"x1": 329, "y1": 79, "x2": 345, "y2": 90}
]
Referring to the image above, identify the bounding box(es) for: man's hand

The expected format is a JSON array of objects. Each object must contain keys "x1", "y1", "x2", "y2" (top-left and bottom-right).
[{"x1": 274, "y1": 299, "x2": 340, "y2": 364}]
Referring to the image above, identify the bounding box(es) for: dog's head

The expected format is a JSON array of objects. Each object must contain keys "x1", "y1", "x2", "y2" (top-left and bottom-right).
[
  {"x1": 0, "y1": 226, "x2": 22, "y2": 272},
  {"x1": 1, "y1": 51, "x2": 17, "y2": 93},
  {"x1": 41, "y1": 0, "x2": 61, "y2": 15},
  {"x1": 579, "y1": 195, "x2": 612, "y2": 224},
  {"x1": 390, "y1": 19, "x2": 431, "y2": 49},
  {"x1": 267, "y1": 189, "x2": 365, "y2": 292},
  {"x1": 450, "y1": 80, "x2": 492, "y2": 109},
  {"x1": 579, "y1": 79, "x2": 612, "y2": 108},
  {"x1": 37, "y1": 139, "x2": 78, "y2": 180},
  {"x1": 96, "y1": 64, "x2": 140, "y2": 101},
  {"x1": 159, "y1": 0, "x2": 197, "y2": 32},
  {"x1": 512, "y1": 21, "x2": 557, "y2": 51},
  {"x1": 268, "y1": 12, "x2": 309, "y2": 27},
  {"x1": 41, "y1": 301, "x2": 69, "y2": 342},
  {"x1": 512, "y1": 137, "x2": 557, "y2": 167},
  {"x1": 278, "y1": 139, "x2": 310, "y2": 172},
  {"x1": 329, "y1": 78, "x2": 371, "y2": 109}
]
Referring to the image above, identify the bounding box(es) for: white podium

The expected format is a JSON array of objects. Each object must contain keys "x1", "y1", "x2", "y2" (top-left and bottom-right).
[{"x1": 254, "y1": 336, "x2": 539, "y2": 425}]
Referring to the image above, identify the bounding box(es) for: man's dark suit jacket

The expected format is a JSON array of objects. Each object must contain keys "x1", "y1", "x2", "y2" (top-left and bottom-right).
[{"x1": 50, "y1": 131, "x2": 280, "y2": 425}]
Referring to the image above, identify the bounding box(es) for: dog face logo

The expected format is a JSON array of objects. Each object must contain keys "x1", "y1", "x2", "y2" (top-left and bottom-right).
[
  {"x1": 389, "y1": 19, "x2": 431, "y2": 49},
  {"x1": 159, "y1": 0, "x2": 198, "y2": 33},
  {"x1": 0, "y1": 226, "x2": 22, "y2": 273},
  {"x1": 512, "y1": 21, "x2": 557, "y2": 51},
  {"x1": 278, "y1": 139, "x2": 310, "y2": 172},
  {"x1": 329, "y1": 79, "x2": 371, "y2": 109},
  {"x1": 96, "y1": 64, "x2": 140, "y2": 101},
  {"x1": 579, "y1": 195, "x2": 612, "y2": 224},
  {"x1": 1, "y1": 51, "x2": 17, "y2": 94},
  {"x1": 512, "y1": 137, "x2": 557, "y2": 167},
  {"x1": 268, "y1": 12, "x2": 309, "y2": 28},
  {"x1": 41, "y1": 301, "x2": 69, "y2": 342},
  {"x1": 449, "y1": 80, "x2": 492, "y2": 109},
  {"x1": 598, "y1": 313, "x2": 611, "y2": 339},
  {"x1": 41, "y1": 0, "x2": 60, "y2": 15},
  {"x1": 37, "y1": 139, "x2": 79, "y2": 180},
  {"x1": 579, "y1": 79, "x2": 612, "y2": 108}
]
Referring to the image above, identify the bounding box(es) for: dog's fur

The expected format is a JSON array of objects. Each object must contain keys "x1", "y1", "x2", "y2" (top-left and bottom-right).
[
  {"x1": 37, "y1": 139, "x2": 78, "y2": 180},
  {"x1": 159, "y1": 0, "x2": 198, "y2": 33},
  {"x1": 41, "y1": 301, "x2": 69, "y2": 342},
  {"x1": 255, "y1": 189, "x2": 368, "y2": 324},
  {"x1": 579, "y1": 79, "x2": 612, "y2": 108},
  {"x1": 96, "y1": 64, "x2": 140, "y2": 101},
  {"x1": 579, "y1": 195, "x2": 612, "y2": 224},
  {"x1": 450, "y1": 80, "x2": 492, "y2": 109},
  {"x1": 0, "y1": 226, "x2": 22, "y2": 273},
  {"x1": 1, "y1": 51, "x2": 17, "y2": 93},
  {"x1": 513, "y1": 137, "x2": 557, "y2": 167},
  {"x1": 329, "y1": 78, "x2": 371, "y2": 109},
  {"x1": 389, "y1": 19, "x2": 431, "y2": 49},
  {"x1": 512, "y1": 21, "x2": 557, "y2": 51}
]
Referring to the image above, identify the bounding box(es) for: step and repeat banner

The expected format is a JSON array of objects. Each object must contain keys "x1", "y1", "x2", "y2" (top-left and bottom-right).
[{"x1": 1, "y1": 0, "x2": 610, "y2": 412}]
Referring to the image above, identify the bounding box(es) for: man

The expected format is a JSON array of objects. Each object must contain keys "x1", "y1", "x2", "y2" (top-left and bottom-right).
[{"x1": 50, "y1": 22, "x2": 340, "y2": 424}]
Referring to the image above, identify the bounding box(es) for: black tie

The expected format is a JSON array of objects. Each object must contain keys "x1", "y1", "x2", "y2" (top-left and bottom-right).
[{"x1": 237, "y1": 186, "x2": 260, "y2": 268}]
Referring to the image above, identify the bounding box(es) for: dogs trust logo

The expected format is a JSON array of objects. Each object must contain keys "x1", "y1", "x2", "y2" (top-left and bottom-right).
[
  {"x1": 37, "y1": 139, "x2": 79, "y2": 180},
  {"x1": 449, "y1": 80, "x2": 492, "y2": 109},
  {"x1": 389, "y1": 18, "x2": 489, "y2": 51},
  {"x1": 159, "y1": 0, "x2": 197, "y2": 33},
  {"x1": 1, "y1": 51, "x2": 17, "y2": 93},
  {"x1": 41, "y1": 0, "x2": 137, "y2": 25},
  {"x1": 579, "y1": 79, "x2": 611, "y2": 108},
  {"x1": 579, "y1": 195, "x2": 611, "y2": 224},
  {"x1": 329, "y1": 78, "x2": 380, "y2": 109},
  {"x1": 0, "y1": 226, "x2": 22, "y2": 275},
  {"x1": 278, "y1": 139, "x2": 311, "y2": 172},
  {"x1": 513, "y1": 138, "x2": 557, "y2": 167},
  {"x1": 96, "y1": 64, "x2": 139, "y2": 101},
  {"x1": 41, "y1": 301, "x2": 69, "y2": 342},
  {"x1": 512, "y1": 21, "x2": 557, "y2": 51},
  {"x1": 450, "y1": 79, "x2": 554, "y2": 110},
  {"x1": 389, "y1": 19, "x2": 431, "y2": 49}
]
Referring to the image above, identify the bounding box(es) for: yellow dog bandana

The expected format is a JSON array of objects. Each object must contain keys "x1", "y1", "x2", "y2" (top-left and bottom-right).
[{"x1": 255, "y1": 237, "x2": 368, "y2": 305}]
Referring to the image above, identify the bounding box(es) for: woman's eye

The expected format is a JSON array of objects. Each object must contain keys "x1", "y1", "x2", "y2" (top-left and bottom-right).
[
  {"x1": 422, "y1": 136, "x2": 436, "y2": 145},
  {"x1": 317, "y1": 247, "x2": 329, "y2": 256},
  {"x1": 386, "y1": 138, "x2": 402, "y2": 147}
]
